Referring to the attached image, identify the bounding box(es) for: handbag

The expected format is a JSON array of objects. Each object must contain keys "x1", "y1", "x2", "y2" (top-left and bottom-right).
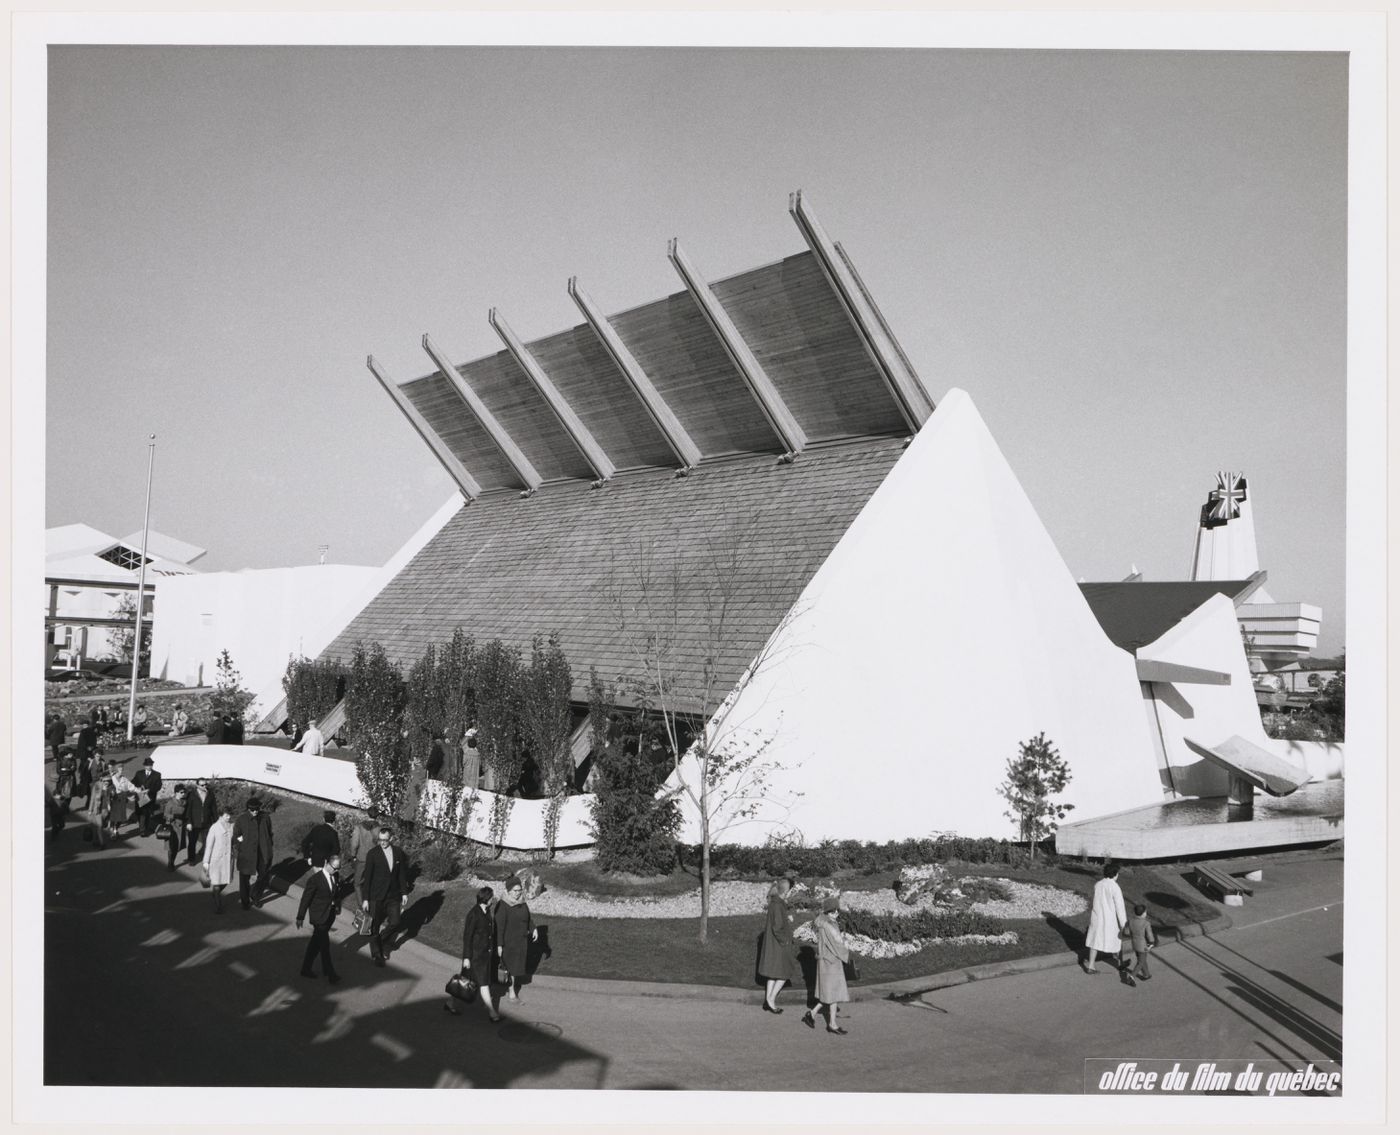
[
  {"x1": 199, "y1": 864, "x2": 211, "y2": 889},
  {"x1": 445, "y1": 971, "x2": 480, "y2": 1004},
  {"x1": 154, "y1": 822, "x2": 173, "y2": 841},
  {"x1": 842, "y1": 957, "x2": 861, "y2": 983}
]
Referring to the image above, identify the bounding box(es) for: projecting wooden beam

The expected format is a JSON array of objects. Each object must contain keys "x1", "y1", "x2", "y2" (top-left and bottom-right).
[
  {"x1": 1234, "y1": 570, "x2": 1270, "y2": 607},
  {"x1": 667, "y1": 239, "x2": 807, "y2": 456},
  {"x1": 421, "y1": 334, "x2": 543, "y2": 492},
  {"x1": 489, "y1": 308, "x2": 616, "y2": 482},
  {"x1": 1135, "y1": 659, "x2": 1232, "y2": 686},
  {"x1": 367, "y1": 355, "x2": 482, "y2": 501},
  {"x1": 788, "y1": 189, "x2": 936, "y2": 431},
  {"x1": 568, "y1": 277, "x2": 703, "y2": 469}
]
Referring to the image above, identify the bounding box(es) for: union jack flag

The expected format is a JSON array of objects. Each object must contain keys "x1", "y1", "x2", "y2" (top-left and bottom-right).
[{"x1": 1205, "y1": 471, "x2": 1247, "y2": 524}]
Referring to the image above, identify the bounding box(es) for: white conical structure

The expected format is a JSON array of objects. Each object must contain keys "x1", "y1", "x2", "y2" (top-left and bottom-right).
[{"x1": 673, "y1": 388, "x2": 1163, "y2": 845}]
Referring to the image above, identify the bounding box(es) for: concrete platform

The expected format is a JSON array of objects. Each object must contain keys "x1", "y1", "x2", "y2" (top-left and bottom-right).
[{"x1": 1055, "y1": 779, "x2": 1343, "y2": 859}]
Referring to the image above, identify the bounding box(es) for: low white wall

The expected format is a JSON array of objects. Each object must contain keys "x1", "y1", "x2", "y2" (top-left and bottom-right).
[{"x1": 150, "y1": 744, "x2": 596, "y2": 851}]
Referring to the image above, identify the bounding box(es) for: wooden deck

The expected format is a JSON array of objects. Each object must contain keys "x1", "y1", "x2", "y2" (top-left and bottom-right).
[{"x1": 1055, "y1": 780, "x2": 1343, "y2": 860}]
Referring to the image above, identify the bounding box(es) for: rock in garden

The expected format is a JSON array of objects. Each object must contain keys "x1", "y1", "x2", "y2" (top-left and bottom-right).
[
  {"x1": 517, "y1": 866, "x2": 546, "y2": 900},
  {"x1": 893, "y1": 863, "x2": 952, "y2": 905}
]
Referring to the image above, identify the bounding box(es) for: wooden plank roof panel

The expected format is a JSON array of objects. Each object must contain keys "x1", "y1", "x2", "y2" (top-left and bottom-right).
[
  {"x1": 524, "y1": 324, "x2": 678, "y2": 471},
  {"x1": 457, "y1": 351, "x2": 596, "y2": 483},
  {"x1": 399, "y1": 373, "x2": 525, "y2": 491},
  {"x1": 323, "y1": 437, "x2": 907, "y2": 704},
  {"x1": 710, "y1": 253, "x2": 908, "y2": 441},
  {"x1": 609, "y1": 292, "x2": 783, "y2": 457}
]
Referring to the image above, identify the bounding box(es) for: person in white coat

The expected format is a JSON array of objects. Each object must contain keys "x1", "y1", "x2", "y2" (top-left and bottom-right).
[
  {"x1": 1082, "y1": 860, "x2": 1128, "y2": 976},
  {"x1": 202, "y1": 803, "x2": 236, "y2": 914}
]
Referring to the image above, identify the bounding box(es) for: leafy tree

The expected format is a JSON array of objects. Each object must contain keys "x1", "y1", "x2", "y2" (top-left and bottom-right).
[
  {"x1": 208, "y1": 649, "x2": 256, "y2": 724},
  {"x1": 521, "y1": 633, "x2": 575, "y2": 857},
  {"x1": 998, "y1": 732, "x2": 1074, "y2": 859},
  {"x1": 282, "y1": 656, "x2": 347, "y2": 733},
  {"x1": 110, "y1": 593, "x2": 152, "y2": 673},
  {"x1": 474, "y1": 638, "x2": 525, "y2": 854},
  {"x1": 1309, "y1": 672, "x2": 1345, "y2": 740},
  {"x1": 586, "y1": 670, "x2": 681, "y2": 875},
  {"x1": 345, "y1": 641, "x2": 409, "y2": 818}
]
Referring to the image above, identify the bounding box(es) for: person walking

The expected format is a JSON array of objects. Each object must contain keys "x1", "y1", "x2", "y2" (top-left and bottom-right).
[
  {"x1": 233, "y1": 797, "x2": 274, "y2": 910},
  {"x1": 206, "y1": 712, "x2": 226, "y2": 745},
  {"x1": 1119, "y1": 902, "x2": 1157, "y2": 985},
  {"x1": 131, "y1": 756, "x2": 163, "y2": 837},
  {"x1": 296, "y1": 852, "x2": 343, "y2": 984},
  {"x1": 359, "y1": 825, "x2": 406, "y2": 967},
  {"x1": 301, "y1": 810, "x2": 341, "y2": 868},
  {"x1": 346, "y1": 809, "x2": 379, "y2": 898},
  {"x1": 107, "y1": 761, "x2": 139, "y2": 836},
  {"x1": 184, "y1": 779, "x2": 216, "y2": 866},
  {"x1": 494, "y1": 875, "x2": 538, "y2": 1002},
  {"x1": 1082, "y1": 860, "x2": 1129, "y2": 975},
  {"x1": 46, "y1": 714, "x2": 67, "y2": 763},
  {"x1": 159, "y1": 786, "x2": 188, "y2": 871},
  {"x1": 202, "y1": 803, "x2": 235, "y2": 913},
  {"x1": 758, "y1": 874, "x2": 803, "y2": 1014},
  {"x1": 88, "y1": 763, "x2": 114, "y2": 848},
  {"x1": 224, "y1": 714, "x2": 245, "y2": 745},
  {"x1": 293, "y1": 719, "x2": 325, "y2": 756},
  {"x1": 74, "y1": 716, "x2": 98, "y2": 771},
  {"x1": 445, "y1": 885, "x2": 503, "y2": 1023},
  {"x1": 804, "y1": 897, "x2": 852, "y2": 1035}
]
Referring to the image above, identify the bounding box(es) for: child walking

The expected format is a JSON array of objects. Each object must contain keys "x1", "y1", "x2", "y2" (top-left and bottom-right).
[{"x1": 1119, "y1": 903, "x2": 1157, "y2": 986}]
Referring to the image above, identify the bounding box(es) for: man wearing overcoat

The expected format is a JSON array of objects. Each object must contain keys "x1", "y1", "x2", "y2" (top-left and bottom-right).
[{"x1": 233, "y1": 796, "x2": 274, "y2": 909}]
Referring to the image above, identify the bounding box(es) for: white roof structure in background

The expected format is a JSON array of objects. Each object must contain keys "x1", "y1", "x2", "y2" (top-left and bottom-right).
[{"x1": 46, "y1": 523, "x2": 204, "y2": 581}]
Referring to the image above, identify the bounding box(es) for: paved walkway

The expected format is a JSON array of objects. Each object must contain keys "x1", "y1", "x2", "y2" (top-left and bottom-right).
[{"x1": 44, "y1": 811, "x2": 1343, "y2": 1093}]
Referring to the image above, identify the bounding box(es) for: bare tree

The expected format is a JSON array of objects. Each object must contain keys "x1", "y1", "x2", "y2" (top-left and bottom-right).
[{"x1": 604, "y1": 517, "x2": 808, "y2": 943}]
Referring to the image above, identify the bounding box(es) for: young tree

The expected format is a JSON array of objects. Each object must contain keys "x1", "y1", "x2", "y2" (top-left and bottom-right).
[
  {"x1": 998, "y1": 732, "x2": 1074, "y2": 859},
  {"x1": 110, "y1": 593, "x2": 152, "y2": 673},
  {"x1": 604, "y1": 518, "x2": 808, "y2": 943},
  {"x1": 208, "y1": 649, "x2": 256, "y2": 723},
  {"x1": 474, "y1": 638, "x2": 525, "y2": 854},
  {"x1": 345, "y1": 641, "x2": 410, "y2": 818},
  {"x1": 521, "y1": 633, "x2": 575, "y2": 857},
  {"x1": 282, "y1": 656, "x2": 347, "y2": 731}
]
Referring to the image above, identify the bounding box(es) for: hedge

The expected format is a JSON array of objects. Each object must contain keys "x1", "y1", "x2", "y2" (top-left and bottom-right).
[
  {"x1": 678, "y1": 837, "x2": 1036, "y2": 879},
  {"x1": 839, "y1": 906, "x2": 1004, "y2": 943}
]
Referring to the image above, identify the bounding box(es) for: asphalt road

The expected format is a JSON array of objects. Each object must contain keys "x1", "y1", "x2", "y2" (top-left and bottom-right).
[{"x1": 43, "y1": 824, "x2": 1342, "y2": 1093}]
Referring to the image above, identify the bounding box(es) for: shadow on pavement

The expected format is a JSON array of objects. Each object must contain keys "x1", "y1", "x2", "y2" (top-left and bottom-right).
[{"x1": 45, "y1": 837, "x2": 610, "y2": 1089}]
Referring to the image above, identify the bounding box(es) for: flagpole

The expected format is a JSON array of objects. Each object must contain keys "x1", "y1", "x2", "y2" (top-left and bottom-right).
[{"x1": 126, "y1": 434, "x2": 156, "y2": 743}]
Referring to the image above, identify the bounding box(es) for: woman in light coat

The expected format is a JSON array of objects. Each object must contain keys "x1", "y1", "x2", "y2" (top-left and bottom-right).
[
  {"x1": 804, "y1": 896, "x2": 852, "y2": 1034},
  {"x1": 1082, "y1": 860, "x2": 1128, "y2": 975},
  {"x1": 202, "y1": 803, "x2": 235, "y2": 913}
]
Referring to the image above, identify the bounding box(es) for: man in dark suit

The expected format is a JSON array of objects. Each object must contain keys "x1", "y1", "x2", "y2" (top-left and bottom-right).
[
  {"x1": 183, "y1": 778, "x2": 216, "y2": 866},
  {"x1": 359, "y1": 826, "x2": 407, "y2": 967},
  {"x1": 131, "y1": 756, "x2": 162, "y2": 837},
  {"x1": 224, "y1": 714, "x2": 245, "y2": 745},
  {"x1": 300, "y1": 810, "x2": 341, "y2": 868},
  {"x1": 233, "y1": 797, "x2": 274, "y2": 909},
  {"x1": 296, "y1": 853, "x2": 343, "y2": 983},
  {"x1": 206, "y1": 713, "x2": 225, "y2": 745}
]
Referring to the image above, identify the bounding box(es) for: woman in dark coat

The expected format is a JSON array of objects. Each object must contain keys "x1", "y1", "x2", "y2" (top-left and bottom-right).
[
  {"x1": 494, "y1": 875, "x2": 538, "y2": 1002},
  {"x1": 445, "y1": 885, "x2": 503, "y2": 1022},
  {"x1": 758, "y1": 876, "x2": 803, "y2": 1013}
]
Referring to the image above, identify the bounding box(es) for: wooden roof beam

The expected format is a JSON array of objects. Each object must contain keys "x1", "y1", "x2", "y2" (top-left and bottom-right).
[
  {"x1": 488, "y1": 308, "x2": 616, "y2": 482},
  {"x1": 667, "y1": 239, "x2": 807, "y2": 456},
  {"x1": 567, "y1": 276, "x2": 702, "y2": 469},
  {"x1": 421, "y1": 333, "x2": 543, "y2": 493},
  {"x1": 788, "y1": 189, "x2": 936, "y2": 431},
  {"x1": 367, "y1": 354, "x2": 482, "y2": 501}
]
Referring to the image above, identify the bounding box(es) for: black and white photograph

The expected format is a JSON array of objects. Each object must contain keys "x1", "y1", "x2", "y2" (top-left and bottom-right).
[{"x1": 12, "y1": 9, "x2": 1386, "y2": 1128}]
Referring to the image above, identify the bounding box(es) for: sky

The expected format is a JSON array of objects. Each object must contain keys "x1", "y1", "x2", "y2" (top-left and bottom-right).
[{"x1": 44, "y1": 46, "x2": 1348, "y2": 652}]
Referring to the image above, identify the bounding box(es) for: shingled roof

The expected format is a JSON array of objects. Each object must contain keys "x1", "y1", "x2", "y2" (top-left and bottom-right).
[
  {"x1": 1078, "y1": 580, "x2": 1256, "y2": 653},
  {"x1": 324, "y1": 438, "x2": 908, "y2": 705}
]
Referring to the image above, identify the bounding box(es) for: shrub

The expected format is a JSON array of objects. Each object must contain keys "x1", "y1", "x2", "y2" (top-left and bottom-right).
[
  {"x1": 283, "y1": 657, "x2": 348, "y2": 734},
  {"x1": 587, "y1": 673, "x2": 681, "y2": 876},
  {"x1": 411, "y1": 837, "x2": 464, "y2": 883},
  {"x1": 208, "y1": 649, "x2": 257, "y2": 725},
  {"x1": 345, "y1": 642, "x2": 409, "y2": 817},
  {"x1": 839, "y1": 906, "x2": 1003, "y2": 943},
  {"x1": 677, "y1": 836, "x2": 1030, "y2": 879}
]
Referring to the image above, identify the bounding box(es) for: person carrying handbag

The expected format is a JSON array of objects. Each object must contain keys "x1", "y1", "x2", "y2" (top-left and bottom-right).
[
  {"x1": 158, "y1": 788, "x2": 188, "y2": 872},
  {"x1": 804, "y1": 896, "x2": 854, "y2": 1035},
  {"x1": 445, "y1": 886, "x2": 503, "y2": 1023}
]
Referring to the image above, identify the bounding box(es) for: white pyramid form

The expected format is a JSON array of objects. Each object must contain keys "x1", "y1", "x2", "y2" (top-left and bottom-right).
[{"x1": 677, "y1": 388, "x2": 1163, "y2": 845}]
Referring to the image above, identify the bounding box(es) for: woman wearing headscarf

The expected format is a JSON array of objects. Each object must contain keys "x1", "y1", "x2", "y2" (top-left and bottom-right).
[
  {"x1": 494, "y1": 875, "x2": 538, "y2": 1002},
  {"x1": 804, "y1": 896, "x2": 852, "y2": 1034},
  {"x1": 202, "y1": 802, "x2": 236, "y2": 913},
  {"x1": 758, "y1": 875, "x2": 803, "y2": 1014},
  {"x1": 445, "y1": 885, "x2": 503, "y2": 1023},
  {"x1": 1082, "y1": 860, "x2": 1128, "y2": 976}
]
